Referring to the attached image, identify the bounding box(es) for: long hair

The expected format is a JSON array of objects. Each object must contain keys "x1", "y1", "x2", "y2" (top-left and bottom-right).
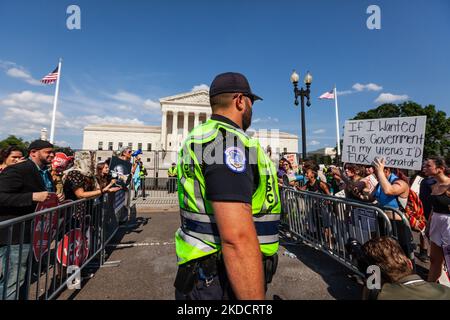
[
  {"x1": 0, "y1": 146, "x2": 23, "y2": 164},
  {"x1": 428, "y1": 156, "x2": 448, "y2": 171},
  {"x1": 96, "y1": 161, "x2": 109, "y2": 190},
  {"x1": 391, "y1": 168, "x2": 409, "y2": 184},
  {"x1": 363, "y1": 237, "x2": 413, "y2": 283}
]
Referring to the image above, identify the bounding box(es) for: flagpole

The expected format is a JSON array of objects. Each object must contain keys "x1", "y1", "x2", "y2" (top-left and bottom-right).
[
  {"x1": 49, "y1": 58, "x2": 62, "y2": 144},
  {"x1": 333, "y1": 85, "x2": 341, "y2": 157}
]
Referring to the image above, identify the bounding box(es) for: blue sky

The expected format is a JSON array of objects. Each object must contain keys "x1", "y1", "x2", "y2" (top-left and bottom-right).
[{"x1": 0, "y1": 0, "x2": 449, "y2": 150}]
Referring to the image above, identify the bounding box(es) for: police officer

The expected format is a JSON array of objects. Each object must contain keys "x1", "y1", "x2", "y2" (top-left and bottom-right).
[
  {"x1": 167, "y1": 162, "x2": 177, "y2": 194},
  {"x1": 174, "y1": 72, "x2": 281, "y2": 300}
]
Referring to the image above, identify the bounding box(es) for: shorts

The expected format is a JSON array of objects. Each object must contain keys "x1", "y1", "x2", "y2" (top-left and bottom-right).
[{"x1": 430, "y1": 212, "x2": 450, "y2": 247}]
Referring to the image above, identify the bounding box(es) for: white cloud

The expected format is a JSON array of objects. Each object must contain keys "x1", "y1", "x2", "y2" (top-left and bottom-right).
[
  {"x1": 0, "y1": 90, "x2": 53, "y2": 108},
  {"x1": 118, "y1": 105, "x2": 132, "y2": 111},
  {"x1": 4, "y1": 107, "x2": 50, "y2": 126},
  {"x1": 336, "y1": 90, "x2": 353, "y2": 96},
  {"x1": 0, "y1": 89, "x2": 147, "y2": 144},
  {"x1": 109, "y1": 91, "x2": 143, "y2": 105},
  {"x1": 374, "y1": 93, "x2": 409, "y2": 104},
  {"x1": 252, "y1": 117, "x2": 279, "y2": 124},
  {"x1": 335, "y1": 83, "x2": 383, "y2": 96},
  {"x1": 107, "y1": 90, "x2": 160, "y2": 111},
  {"x1": 353, "y1": 83, "x2": 383, "y2": 92},
  {"x1": 70, "y1": 115, "x2": 144, "y2": 128},
  {"x1": 308, "y1": 140, "x2": 320, "y2": 146},
  {"x1": 0, "y1": 61, "x2": 42, "y2": 86},
  {"x1": 6, "y1": 67, "x2": 42, "y2": 86},
  {"x1": 313, "y1": 129, "x2": 326, "y2": 134},
  {"x1": 143, "y1": 99, "x2": 160, "y2": 110},
  {"x1": 365, "y1": 83, "x2": 383, "y2": 91},
  {"x1": 192, "y1": 84, "x2": 209, "y2": 91}
]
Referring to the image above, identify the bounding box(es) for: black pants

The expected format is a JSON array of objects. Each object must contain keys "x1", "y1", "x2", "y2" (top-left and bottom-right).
[
  {"x1": 134, "y1": 178, "x2": 146, "y2": 198},
  {"x1": 168, "y1": 178, "x2": 177, "y2": 194},
  {"x1": 175, "y1": 272, "x2": 236, "y2": 300},
  {"x1": 174, "y1": 254, "x2": 278, "y2": 300}
]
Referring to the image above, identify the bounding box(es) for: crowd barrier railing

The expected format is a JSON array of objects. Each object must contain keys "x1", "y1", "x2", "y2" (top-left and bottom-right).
[
  {"x1": 380, "y1": 206, "x2": 416, "y2": 261},
  {"x1": 280, "y1": 186, "x2": 416, "y2": 276},
  {"x1": 0, "y1": 190, "x2": 129, "y2": 300},
  {"x1": 131, "y1": 177, "x2": 179, "y2": 199}
]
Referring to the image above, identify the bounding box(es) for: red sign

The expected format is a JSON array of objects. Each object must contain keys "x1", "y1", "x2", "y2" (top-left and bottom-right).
[
  {"x1": 57, "y1": 228, "x2": 90, "y2": 267},
  {"x1": 33, "y1": 193, "x2": 59, "y2": 261}
]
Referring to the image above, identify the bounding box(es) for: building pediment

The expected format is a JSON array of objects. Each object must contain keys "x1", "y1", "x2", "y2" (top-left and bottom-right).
[{"x1": 159, "y1": 90, "x2": 210, "y2": 107}]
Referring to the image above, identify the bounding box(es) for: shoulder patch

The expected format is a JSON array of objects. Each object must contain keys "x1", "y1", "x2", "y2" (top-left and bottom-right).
[{"x1": 224, "y1": 147, "x2": 246, "y2": 173}]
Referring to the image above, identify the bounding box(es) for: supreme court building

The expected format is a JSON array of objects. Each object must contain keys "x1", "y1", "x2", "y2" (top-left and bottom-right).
[{"x1": 83, "y1": 89, "x2": 298, "y2": 176}]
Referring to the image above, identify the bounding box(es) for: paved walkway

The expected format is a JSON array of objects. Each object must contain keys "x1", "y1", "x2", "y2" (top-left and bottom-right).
[{"x1": 58, "y1": 206, "x2": 363, "y2": 300}]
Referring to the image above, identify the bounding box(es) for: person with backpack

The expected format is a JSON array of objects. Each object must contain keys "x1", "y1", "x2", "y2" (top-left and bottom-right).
[{"x1": 370, "y1": 157, "x2": 427, "y2": 259}]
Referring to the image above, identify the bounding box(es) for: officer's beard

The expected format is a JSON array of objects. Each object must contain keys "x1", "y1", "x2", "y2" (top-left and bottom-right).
[{"x1": 242, "y1": 100, "x2": 252, "y2": 132}]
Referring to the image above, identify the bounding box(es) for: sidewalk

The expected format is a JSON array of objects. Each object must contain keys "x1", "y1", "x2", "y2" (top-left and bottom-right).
[{"x1": 58, "y1": 207, "x2": 362, "y2": 300}]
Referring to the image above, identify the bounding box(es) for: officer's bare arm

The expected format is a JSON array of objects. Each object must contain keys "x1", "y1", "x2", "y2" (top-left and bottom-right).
[{"x1": 212, "y1": 201, "x2": 265, "y2": 300}]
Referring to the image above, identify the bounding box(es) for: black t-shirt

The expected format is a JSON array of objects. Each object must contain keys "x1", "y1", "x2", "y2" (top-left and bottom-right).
[{"x1": 203, "y1": 114, "x2": 257, "y2": 204}]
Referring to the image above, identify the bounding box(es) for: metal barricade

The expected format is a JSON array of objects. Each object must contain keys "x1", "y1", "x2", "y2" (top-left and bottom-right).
[
  {"x1": 280, "y1": 186, "x2": 393, "y2": 276},
  {"x1": 380, "y1": 206, "x2": 416, "y2": 261},
  {"x1": 0, "y1": 191, "x2": 128, "y2": 300},
  {"x1": 131, "y1": 177, "x2": 179, "y2": 200}
]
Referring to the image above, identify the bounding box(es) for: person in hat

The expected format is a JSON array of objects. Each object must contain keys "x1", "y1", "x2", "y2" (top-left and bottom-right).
[
  {"x1": 119, "y1": 146, "x2": 138, "y2": 175},
  {"x1": 167, "y1": 162, "x2": 177, "y2": 193},
  {"x1": 0, "y1": 139, "x2": 57, "y2": 299},
  {"x1": 174, "y1": 72, "x2": 281, "y2": 300}
]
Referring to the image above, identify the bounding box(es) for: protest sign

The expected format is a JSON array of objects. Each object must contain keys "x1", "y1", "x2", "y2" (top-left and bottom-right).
[
  {"x1": 33, "y1": 193, "x2": 59, "y2": 261},
  {"x1": 342, "y1": 116, "x2": 426, "y2": 170},
  {"x1": 284, "y1": 153, "x2": 299, "y2": 173}
]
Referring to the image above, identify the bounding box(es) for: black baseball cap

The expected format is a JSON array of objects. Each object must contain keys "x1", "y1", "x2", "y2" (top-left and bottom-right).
[
  {"x1": 209, "y1": 72, "x2": 262, "y2": 101},
  {"x1": 28, "y1": 140, "x2": 54, "y2": 152}
]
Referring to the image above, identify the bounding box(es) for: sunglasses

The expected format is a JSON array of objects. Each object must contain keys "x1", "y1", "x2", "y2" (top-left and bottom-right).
[{"x1": 233, "y1": 93, "x2": 255, "y2": 104}]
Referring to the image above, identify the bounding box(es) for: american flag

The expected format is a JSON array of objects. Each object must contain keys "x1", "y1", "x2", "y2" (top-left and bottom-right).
[
  {"x1": 319, "y1": 89, "x2": 335, "y2": 100},
  {"x1": 40, "y1": 66, "x2": 59, "y2": 84}
]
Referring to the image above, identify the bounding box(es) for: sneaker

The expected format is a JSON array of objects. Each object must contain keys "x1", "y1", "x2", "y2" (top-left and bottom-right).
[{"x1": 417, "y1": 251, "x2": 430, "y2": 263}]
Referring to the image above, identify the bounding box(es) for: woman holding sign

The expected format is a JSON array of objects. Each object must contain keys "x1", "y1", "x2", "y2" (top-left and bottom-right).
[
  {"x1": 371, "y1": 158, "x2": 412, "y2": 256},
  {"x1": 372, "y1": 158, "x2": 410, "y2": 209}
]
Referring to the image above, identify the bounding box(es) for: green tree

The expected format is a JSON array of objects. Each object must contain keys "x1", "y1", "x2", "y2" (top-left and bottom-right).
[
  {"x1": 0, "y1": 135, "x2": 74, "y2": 156},
  {"x1": 0, "y1": 135, "x2": 29, "y2": 153},
  {"x1": 353, "y1": 101, "x2": 450, "y2": 158}
]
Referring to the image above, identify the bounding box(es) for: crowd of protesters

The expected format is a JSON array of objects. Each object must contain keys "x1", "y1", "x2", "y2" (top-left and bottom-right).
[
  {"x1": 0, "y1": 137, "x2": 448, "y2": 300},
  {"x1": 0, "y1": 140, "x2": 128, "y2": 300},
  {"x1": 277, "y1": 153, "x2": 450, "y2": 297}
]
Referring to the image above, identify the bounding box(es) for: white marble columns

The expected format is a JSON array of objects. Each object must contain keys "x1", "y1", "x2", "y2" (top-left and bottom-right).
[
  {"x1": 194, "y1": 112, "x2": 200, "y2": 127},
  {"x1": 183, "y1": 111, "x2": 189, "y2": 138},
  {"x1": 161, "y1": 110, "x2": 167, "y2": 149},
  {"x1": 172, "y1": 111, "x2": 178, "y2": 148}
]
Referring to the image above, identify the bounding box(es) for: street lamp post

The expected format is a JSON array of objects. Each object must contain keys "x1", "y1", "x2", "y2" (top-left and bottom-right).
[{"x1": 290, "y1": 70, "x2": 312, "y2": 161}]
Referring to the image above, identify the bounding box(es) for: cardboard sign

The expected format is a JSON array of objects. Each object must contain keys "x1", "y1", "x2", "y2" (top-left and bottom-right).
[
  {"x1": 342, "y1": 116, "x2": 426, "y2": 170},
  {"x1": 57, "y1": 228, "x2": 90, "y2": 267},
  {"x1": 33, "y1": 197, "x2": 72, "y2": 261},
  {"x1": 284, "y1": 153, "x2": 299, "y2": 173},
  {"x1": 33, "y1": 193, "x2": 59, "y2": 261},
  {"x1": 410, "y1": 175, "x2": 424, "y2": 195},
  {"x1": 109, "y1": 156, "x2": 132, "y2": 188}
]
